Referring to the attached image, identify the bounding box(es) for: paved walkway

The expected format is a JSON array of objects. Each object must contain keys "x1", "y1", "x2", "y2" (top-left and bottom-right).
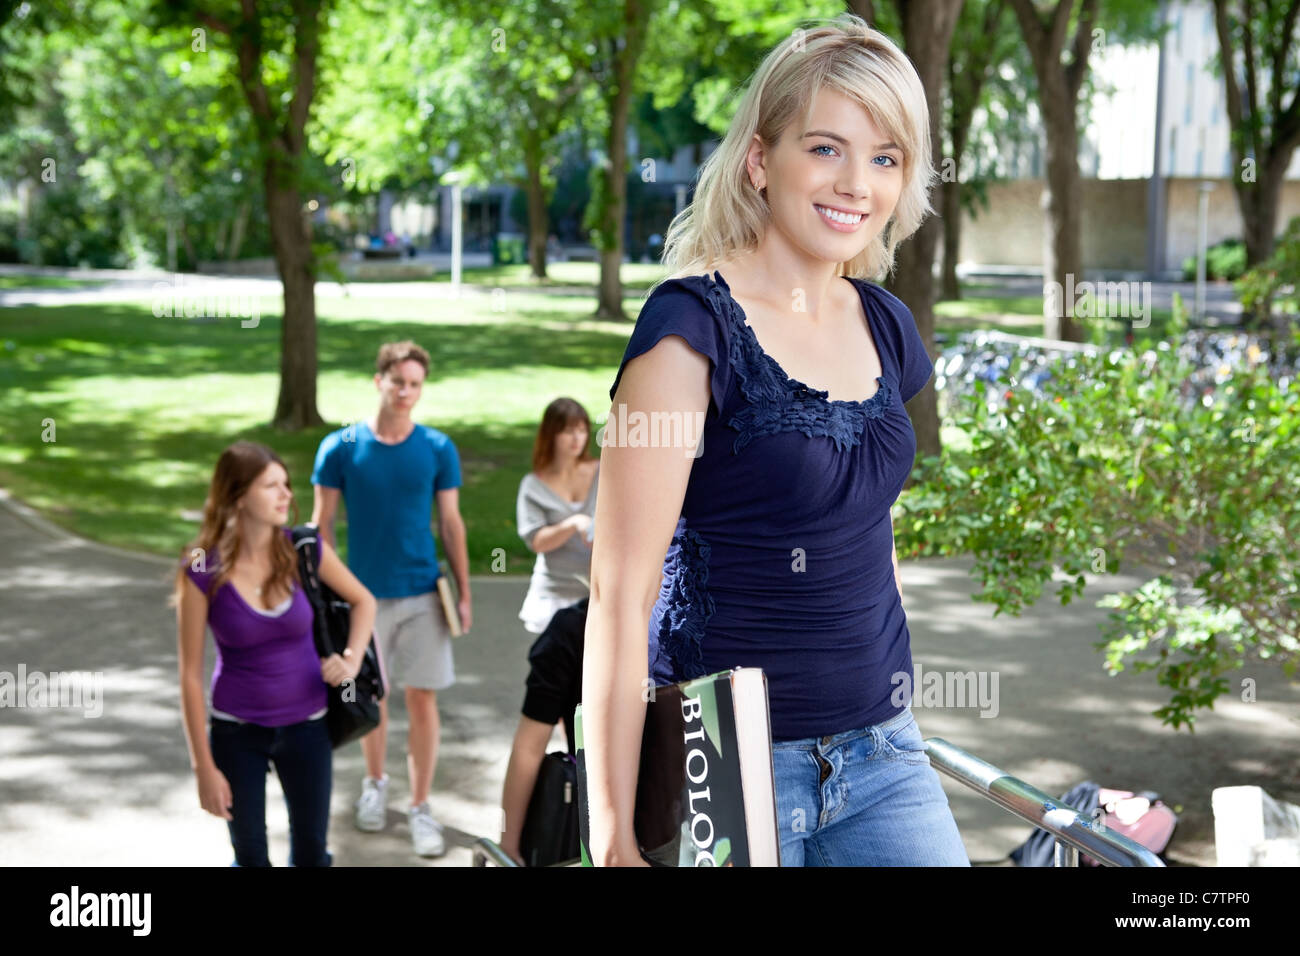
[{"x1": 1, "y1": 487, "x2": 1296, "y2": 866}]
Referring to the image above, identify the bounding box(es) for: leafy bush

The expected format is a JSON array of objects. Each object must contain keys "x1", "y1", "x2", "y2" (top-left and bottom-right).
[
  {"x1": 1236, "y1": 215, "x2": 1300, "y2": 330},
  {"x1": 1182, "y1": 237, "x2": 1247, "y2": 281},
  {"x1": 30, "y1": 185, "x2": 128, "y2": 268},
  {"x1": 901, "y1": 296, "x2": 1300, "y2": 730}
]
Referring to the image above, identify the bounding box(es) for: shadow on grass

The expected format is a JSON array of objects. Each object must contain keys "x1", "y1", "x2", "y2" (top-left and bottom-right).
[
  {"x1": 1, "y1": 302, "x2": 631, "y2": 390},
  {"x1": 1, "y1": 300, "x2": 626, "y2": 564}
]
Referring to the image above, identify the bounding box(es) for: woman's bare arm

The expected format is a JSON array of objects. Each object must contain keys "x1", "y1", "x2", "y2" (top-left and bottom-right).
[
  {"x1": 582, "y1": 334, "x2": 711, "y2": 866},
  {"x1": 177, "y1": 575, "x2": 232, "y2": 819},
  {"x1": 527, "y1": 515, "x2": 586, "y2": 554},
  {"x1": 316, "y1": 537, "x2": 378, "y2": 685}
]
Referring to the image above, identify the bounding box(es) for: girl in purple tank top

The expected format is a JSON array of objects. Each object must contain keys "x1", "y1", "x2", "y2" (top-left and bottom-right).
[{"x1": 173, "y1": 441, "x2": 376, "y2": 866}]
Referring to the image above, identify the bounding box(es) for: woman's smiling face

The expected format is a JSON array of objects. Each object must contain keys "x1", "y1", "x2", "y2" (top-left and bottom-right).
[{"x1": 746, "y1": 86, "x2": 905, "y2": 266}]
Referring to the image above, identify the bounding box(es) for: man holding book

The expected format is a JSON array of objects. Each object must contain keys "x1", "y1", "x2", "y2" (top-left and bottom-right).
[{"x1": 311, "y1": 340, "x2": 472, "y2": 858}]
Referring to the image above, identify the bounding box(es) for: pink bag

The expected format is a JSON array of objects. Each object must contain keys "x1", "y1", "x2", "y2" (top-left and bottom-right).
[{"x1": 1081, "y1": 788, "x2": 1178, "y2": 866}]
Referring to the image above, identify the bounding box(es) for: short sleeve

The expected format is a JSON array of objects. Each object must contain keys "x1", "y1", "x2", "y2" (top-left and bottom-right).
[
  {"x1": 516, "y1": 476, "x2": 548, "y2": 547},
  {"x1": 311, "y1": 431, "x2": 345, "y2": 489},
  {"x1": 433, "y1": 432, "x2": 462, "y2": 492},
  {"x1": 608, "y1": 277, "x2": 733, "y2": 420},
  {"x1": 866, "y1": 282, "x2": 933, "y2": 405},
  {"x1": 184, "y1": 561, "x2": 214, "y2": 598}
]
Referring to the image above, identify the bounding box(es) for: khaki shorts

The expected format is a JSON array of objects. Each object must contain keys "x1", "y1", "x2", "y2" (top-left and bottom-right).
[{"x1": 373, "y1": 591, "x2": 455, "y2": 692}]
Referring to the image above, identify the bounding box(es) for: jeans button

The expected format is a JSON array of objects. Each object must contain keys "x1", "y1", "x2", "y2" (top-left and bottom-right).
[{"x1": 820, "y1": 736, "x2": 832, "y2": 746}]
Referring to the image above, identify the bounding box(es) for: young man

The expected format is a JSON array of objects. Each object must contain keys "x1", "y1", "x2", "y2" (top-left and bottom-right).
[{"x1": 311, "y1": 340, "x2": 472, "y2": 858}]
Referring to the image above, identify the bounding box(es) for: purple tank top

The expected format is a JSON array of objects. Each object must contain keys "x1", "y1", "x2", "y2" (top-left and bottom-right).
[{"x1": 184, "y1": 528, "x2": 327, "y2": 725}]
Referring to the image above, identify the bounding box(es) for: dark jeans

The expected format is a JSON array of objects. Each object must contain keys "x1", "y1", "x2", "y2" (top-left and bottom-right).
[{"x1": 209, "y1": 715, "x2": 333, "y2": 867}]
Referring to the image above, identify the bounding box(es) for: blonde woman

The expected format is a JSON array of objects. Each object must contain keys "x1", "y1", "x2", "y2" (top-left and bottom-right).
[{"x1": 582, "y1": 15, "x2": 968, "y2": 866}]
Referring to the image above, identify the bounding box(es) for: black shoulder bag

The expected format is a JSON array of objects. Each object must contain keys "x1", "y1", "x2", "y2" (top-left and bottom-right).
[{"x1": 291, "y1": 524, "x2": 386, "y2": 748}]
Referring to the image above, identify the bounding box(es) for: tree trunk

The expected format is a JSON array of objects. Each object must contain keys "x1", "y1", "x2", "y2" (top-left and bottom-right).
[
  {"x1": 940, "y1": 175, "x2": 962, "y2": 300},
  {"x1": 180, "y1": 218, "x2": 198, "y2": 271},
  {"x1": 266, "y1": 168, "x2": 323, "y2": 430},
  {"x1": 594, "y1": 0, "x2": 652, "y2": 320},
  {"x1": 1039, "y1": 75, "x2": 1084, "y2": 343},
  {"x1": 524, "y1": 144, "x2": 550, "y2": 280},
  {"x1": 228, "y1": 200, "x2": 249, "y2": 261},
  {"x1": 1007, "y1": 0, "x2": 1098, "y2": 344},
  {"x1": 214, "y1": 217, "x2": 229, "y2": 260},
  {"x1": 1239, "y1": 155, "x2": 1285, "y2": 268},
  {"x1": 887, "y1": 0, "x2": 964, "y2": 468}
]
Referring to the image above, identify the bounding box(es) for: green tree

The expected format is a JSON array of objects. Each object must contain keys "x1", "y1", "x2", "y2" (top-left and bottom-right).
[
  {"x1": 1006, "y1": 0, "x2": 1162, "y2": 343},
  {"x1": 156, "y1": 0, "x2": 331, "y2": 430},
  {"x1": 1210, "y1": 0, "x2": 1300, "y2": 290}
]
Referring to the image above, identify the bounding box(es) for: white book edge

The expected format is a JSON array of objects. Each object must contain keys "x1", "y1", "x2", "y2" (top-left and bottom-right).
[{"x1": 733, "y1": 667, "x2": 780, "y2": 867}]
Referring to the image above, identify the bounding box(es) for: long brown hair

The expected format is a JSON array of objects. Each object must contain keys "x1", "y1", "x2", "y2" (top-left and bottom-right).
[
  {"x1": 531, "y1": 398, "x2": 595, "y2": 474},
  {"x1": 170, "y1": 441, "x2": 301, "y2": 607}
]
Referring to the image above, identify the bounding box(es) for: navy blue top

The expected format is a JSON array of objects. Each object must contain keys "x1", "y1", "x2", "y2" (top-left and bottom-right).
[{"x1": 608, "y1": 271, "x2": 935, "y2": 741}]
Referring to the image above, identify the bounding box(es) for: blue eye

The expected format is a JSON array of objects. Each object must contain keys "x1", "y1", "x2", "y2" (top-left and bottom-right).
[
  {"x1": 874, "y1": 155, "x2": 899, "y2": 168},
  {"x1": 811, "y1": 144, "x2": 837, "y2": 157}
]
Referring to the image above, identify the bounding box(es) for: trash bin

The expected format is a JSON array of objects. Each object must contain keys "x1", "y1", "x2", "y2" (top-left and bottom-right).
[{"x1": 491, "y1": 232, "x2": 526, "y2": 265}]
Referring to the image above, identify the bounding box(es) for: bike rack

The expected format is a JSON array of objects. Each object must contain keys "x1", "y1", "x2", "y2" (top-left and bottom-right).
[{"x1": 924, "y1": 737, "x2": 1165, "y2": 867}]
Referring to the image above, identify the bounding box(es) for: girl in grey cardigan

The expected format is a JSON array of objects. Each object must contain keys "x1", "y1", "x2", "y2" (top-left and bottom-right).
[{"x1": 516, "y1": 398, "x2": 600, "y2": 634}]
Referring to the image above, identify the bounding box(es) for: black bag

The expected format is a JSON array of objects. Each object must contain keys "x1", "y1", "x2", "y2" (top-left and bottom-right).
[
  {"x1": 291, "y1": 524, "x2": 385, "y2": 749},
  {"x1": 519, "y1": 751, "x2": 581, "y2": 867}
]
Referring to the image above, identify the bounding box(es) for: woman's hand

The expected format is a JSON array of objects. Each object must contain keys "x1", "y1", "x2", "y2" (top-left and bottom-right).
[
  {"x1": 567, "y1": 513, "x2": 594, "y2": 548},
  {"x1": 590, "y1": 835, "x2": 650, "y2": 867},
  {"x1": 320, "y1": 650, "x2": 361, "y2": 687},
  {"x1": 197, "y1": 763, "x2": 233, "y2": 820}
]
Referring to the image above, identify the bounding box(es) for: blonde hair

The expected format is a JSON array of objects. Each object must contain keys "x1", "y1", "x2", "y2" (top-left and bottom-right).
[{"x1": 659, "y1": 13, "x2": 935, "y2": 285}]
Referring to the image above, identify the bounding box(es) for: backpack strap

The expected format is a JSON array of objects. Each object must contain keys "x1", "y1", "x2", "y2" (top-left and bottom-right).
[{"x1": 290, "y1": 524, "x2": 331, "y2": 657}]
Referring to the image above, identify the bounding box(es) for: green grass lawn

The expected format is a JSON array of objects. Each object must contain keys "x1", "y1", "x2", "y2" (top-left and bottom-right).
[
  {"x1": 342, "y1": 261, "x2": 672, "y2": 291},
  {"x1": 0, "y1": 277, "x2": 1051, "y2": 564},
  {"x1": 0, "y1": 275, "x2": 105, "y2": 289},
  {"x1": 0, "y1": 287, "x2": 641, "y2": 569}
]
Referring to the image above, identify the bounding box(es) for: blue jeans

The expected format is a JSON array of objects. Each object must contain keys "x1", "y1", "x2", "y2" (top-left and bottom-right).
[
  {"x1": 209, "y1": 715, "x2": 333, "y2": 867},
  {"x1": 773, "y1": 707, "x2": 969, "y2": 866}
]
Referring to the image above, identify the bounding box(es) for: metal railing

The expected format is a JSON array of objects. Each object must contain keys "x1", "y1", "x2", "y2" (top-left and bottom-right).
[
  {"x1": 924, "y1": 737, "x2": 1165, "y2": 867},
  {"x1": 470, "y1": 837, "x2": 522, "y2": 867},
  {"x1": 471, "y1": 739, "x2": 1164, "y2": 867}
]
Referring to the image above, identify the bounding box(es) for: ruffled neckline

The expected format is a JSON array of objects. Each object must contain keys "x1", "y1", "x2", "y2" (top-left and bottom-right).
[{"x1": 703, "y1": 270, "x2": 891, "y2": 415}]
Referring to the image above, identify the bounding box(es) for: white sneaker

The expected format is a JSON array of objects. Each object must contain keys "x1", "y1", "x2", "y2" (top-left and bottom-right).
[
  {"x1": 409, "y1": 801, "x2": 446, "y2": 857},
  {"x1": 355, "y1": 776, "x2": 388, "y2": 832}
]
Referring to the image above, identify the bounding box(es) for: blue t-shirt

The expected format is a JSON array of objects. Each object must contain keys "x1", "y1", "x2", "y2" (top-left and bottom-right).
[
  {"x1": 609, "y1": 271, "x2": 935, "y2": 741},
  {"x1": 310, "y1": 421, "x2": 462, "y2": 599}
]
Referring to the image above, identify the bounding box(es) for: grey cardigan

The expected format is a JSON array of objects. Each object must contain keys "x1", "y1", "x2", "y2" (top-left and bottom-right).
[{"x1": 515, "y1": 465, "x2": 599, "y2": 633}]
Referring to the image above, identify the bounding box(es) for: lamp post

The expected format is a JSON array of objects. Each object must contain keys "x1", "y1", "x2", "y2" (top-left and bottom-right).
[
  {"x1": 1195, "y1": 181, "x2": 1214, "y2": 322},
  {"x1": 443, "y1": 170, "x2": 466, "y2": 299}
]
